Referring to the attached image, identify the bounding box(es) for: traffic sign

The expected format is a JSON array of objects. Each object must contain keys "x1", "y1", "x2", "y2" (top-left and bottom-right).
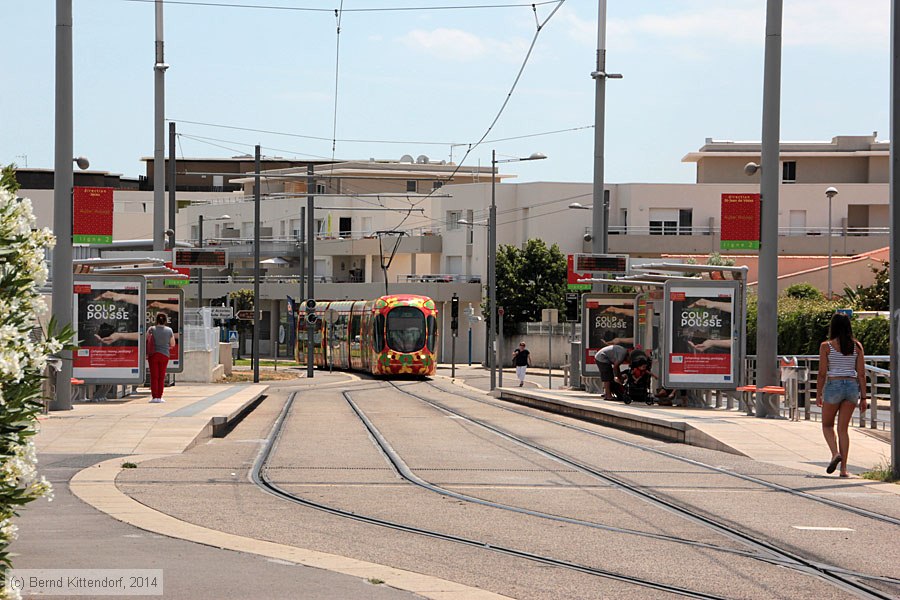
[
  {"x1": 236, "y1": 310, "x2": 254, "y2": 320},
  {"x1": 209, "y1": 306, "x2": 233, "y2": 320},
  {"x1": 228, "y1": 330, "x2": 239, "y2": 349}
]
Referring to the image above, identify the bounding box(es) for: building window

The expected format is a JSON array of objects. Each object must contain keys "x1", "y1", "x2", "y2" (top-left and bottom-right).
[
  {"x1": 316, "y1": 183, "x2": 326, "y2": 194},
  {"x1": 782, "y1": 161, "x2": 796, "y2": 183},
  {"x1": 678, "y1": 209, "x2": 693, "y2": 235},
  {"x1": 649, "y1": 220, "x2": 677, "y2": 235},
  {"x1": 447, "y1": 210, "x2": 462, "y2": 231},
  {"x1": 432, "y1": 180, "x2": 443, "y2": 190},
  {"x1": 406, "y1": 180, "x2": 417, "y2": 193}
]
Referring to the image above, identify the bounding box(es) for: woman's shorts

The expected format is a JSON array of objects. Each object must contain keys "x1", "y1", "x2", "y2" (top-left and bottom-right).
[
  {"x1": 598, "y1": 362, "x2": 614, "y2": 382},
  {"x1": 823, "y1": 379, "x2": 859, "y2": 405}
]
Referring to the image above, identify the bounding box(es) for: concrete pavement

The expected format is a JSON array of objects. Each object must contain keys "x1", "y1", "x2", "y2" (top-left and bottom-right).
[{"x1": 17, "y1": 367, "x2": 898, "y2": 599}]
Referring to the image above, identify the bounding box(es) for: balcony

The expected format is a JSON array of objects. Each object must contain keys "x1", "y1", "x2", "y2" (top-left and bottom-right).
[{"x1": 590, "y1": 226, "x2": 890, "y2": 257}]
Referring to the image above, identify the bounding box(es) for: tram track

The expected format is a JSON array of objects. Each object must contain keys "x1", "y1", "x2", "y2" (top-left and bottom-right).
[
  {"x1": 253, "y1": 390, "x2": 735, "y2": 600},
  {"x1": 384, "y1": 380, "x2": 898, "y2": 599},
  {"x1": 421, "y1": 378, "x2": 900, "y2": 528}
]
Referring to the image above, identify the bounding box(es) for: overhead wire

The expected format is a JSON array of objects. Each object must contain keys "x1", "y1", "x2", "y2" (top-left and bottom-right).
[{"x1": 120, "y1": 0, "x2": 561, "y2": 13}]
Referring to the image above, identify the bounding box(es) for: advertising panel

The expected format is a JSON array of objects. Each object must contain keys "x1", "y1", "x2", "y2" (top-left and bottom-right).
[
  {"x1": 662, "y1": 280, "x2": 740, "y2": 388},
  {"x1": 720, "y1": 193, "x2": 760, "y2": 250},
  {"x1": 73, "y1": 276, "x2": 146, "y2": 383},
  {"x1": 581, "y1": 294, "x2": 635, "y2": 377},
  {"x1": 73, "y1": 186, "x2": 114, "y2": 244},
  {"x1": 146, "y1": 288, "x2": 184, "y2": 373}
]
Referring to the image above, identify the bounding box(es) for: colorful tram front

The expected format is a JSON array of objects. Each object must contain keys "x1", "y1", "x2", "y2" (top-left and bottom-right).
[{"x1": 296, "y1": 294, "x2": 438, "y2": 376}]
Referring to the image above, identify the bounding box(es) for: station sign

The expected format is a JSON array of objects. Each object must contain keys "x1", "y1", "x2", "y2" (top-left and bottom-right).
[{"x1": 720, "y1": 193, "x2": 760, "y2": 250}]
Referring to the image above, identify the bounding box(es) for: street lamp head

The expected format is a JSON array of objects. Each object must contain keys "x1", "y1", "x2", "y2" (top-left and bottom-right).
[
  {"x1": 568, "y1": 202, "x2": 591, "y2": 210},
  {"x1": 220, "y1": 214, "x2": 232, "y2": 220},
  {"x1": 825, "y1": 187, "x2": 838, "y2": 199},
  {"x1": 526, "y1": 152, "x2": 547, "y2": 161},
  {"x1": 74, "y1": 157, "x2": 90, "y2": 170},
  {"x1": 743, "y1": 162, "x2": 759, "y2": 176}
]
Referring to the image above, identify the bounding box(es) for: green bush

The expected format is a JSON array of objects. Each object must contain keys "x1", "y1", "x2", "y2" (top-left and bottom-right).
[
  {"x1": 745, "y1": 293, "x2": 888, "y2": 356},
  {"x1": 783, "y1": 283, "x2": 823, "y2": 300}
]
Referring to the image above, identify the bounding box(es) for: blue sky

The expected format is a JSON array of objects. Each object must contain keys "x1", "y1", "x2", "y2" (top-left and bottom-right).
[{"x1": 2, "y1": 0, "x2": 890, "y2": 184}]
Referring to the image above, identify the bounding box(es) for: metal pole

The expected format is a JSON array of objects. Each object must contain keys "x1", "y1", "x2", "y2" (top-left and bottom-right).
[
  {"x1": 468, "y1": 320, "x2": 472, "y2": 366},
  {"x1": 591, "y1": 0, "x2": 609, "y2": 293},
  {"x1": 889, "y1": 0, "x2": 900, "y2": 479},
  {"x1": 153, "y1": 0, "x2": 166, "y2": 251},
  {"x1": 168, "y1": 122, "x2": 176, "y2": 249},
  {"x1": 307, "y1": 165, "x2": 315, "y2": 378},
  {"x1": 51, "y1": 0, "x2": 73, "y2": 411},
  {"x1": 756, "y1": 0, "x2": 783, "y2": 418},
  {"x1": 498, "y1": 309, "x2": 504, "y2": 388},
  {"x1": 548, "y1": 322, "x2": 552, "y2": 390},
  {"x1": 197, "y1": 214, "x2": 203, "y2": 309},
  {"x1": 252, "y1": 145, "x2": 261, "y2": 383},
  {"x1": 827, "y1": 194, "x2": 833, "y2": 298},
  {"x1": 489, "y1": 150, "x2": 497, "y2": 391},
  {"x1": 451, "y1": 321, "x2": 457, "y2": 379}
]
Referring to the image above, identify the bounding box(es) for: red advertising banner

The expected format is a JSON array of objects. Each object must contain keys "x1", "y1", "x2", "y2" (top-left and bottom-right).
[
  {"x1": 720, "y1": 193, "x2": 760, "y2": 250},
  {"x1": 73, "y1": 187, "x2": 114, "y2": 244}
]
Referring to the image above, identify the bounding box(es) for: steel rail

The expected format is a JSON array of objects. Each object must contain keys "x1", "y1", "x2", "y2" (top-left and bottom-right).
[
  {"x1": 422, "y1": 379, "x2": 900, "y2": 528},
  {"x1": 393, "y1": 381, "x2": 896, "y2": 600},
  {"x1": 251, "y1": 391, "x2": 732, "y2": 600}
]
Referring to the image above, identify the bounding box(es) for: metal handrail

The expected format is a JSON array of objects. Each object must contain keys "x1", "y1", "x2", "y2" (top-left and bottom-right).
[
  {"x1": 598, "y1": 225, "x2": 891, "y2": 237},
  {"x1": 744, "y1": 354, "x2": 891, "y2": 430}
]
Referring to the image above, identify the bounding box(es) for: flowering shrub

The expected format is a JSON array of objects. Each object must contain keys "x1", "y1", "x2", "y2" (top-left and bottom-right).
[{"x1": 0, "y1": 166, "x2": 73, "y2": 598}]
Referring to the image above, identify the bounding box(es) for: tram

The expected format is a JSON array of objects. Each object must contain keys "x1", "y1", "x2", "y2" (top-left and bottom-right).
[{"x1": 296, "y1": 294, "x2": 438, "y2": 376}]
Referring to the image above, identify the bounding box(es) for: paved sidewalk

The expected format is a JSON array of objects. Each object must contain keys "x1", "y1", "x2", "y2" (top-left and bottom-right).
[{"x1": 36, "y1": 383, "x2": 269, "y2": 454}]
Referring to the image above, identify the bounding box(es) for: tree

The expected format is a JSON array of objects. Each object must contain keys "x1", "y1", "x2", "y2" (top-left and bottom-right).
[
  {"x1": 492, "y1": 239, "x2": 567, "y2": 332},
  {"x1": 843, "y1": 261, "x2": 889, "y2": 311}
]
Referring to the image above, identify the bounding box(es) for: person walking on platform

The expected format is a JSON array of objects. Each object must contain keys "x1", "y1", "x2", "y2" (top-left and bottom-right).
[
  {"x1": 594, "y1": 344, "x2": 633, "y2": 401},
  {"x1": 148, "y1": 313, "x2": 176, "y2": 404},
  {"x1": 512, "y1": 342, "x2": 532, "y2": 387},
  {"x1": 816, "y1": 313, "x2": 867, "y2": 477}
]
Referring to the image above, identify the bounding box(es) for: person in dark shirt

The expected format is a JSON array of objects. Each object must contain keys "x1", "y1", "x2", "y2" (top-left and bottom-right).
[{"x1": 512, "y1": 342, "x2": 532, "y2": 387}]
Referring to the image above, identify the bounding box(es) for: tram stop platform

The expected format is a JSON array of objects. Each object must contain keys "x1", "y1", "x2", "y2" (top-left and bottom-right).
[
  {"x1": 490, "y1": 380, "x2": 894, "y2": 480},
  {"x1": 36, "y1": 382, "x2": 269, "y2": 454}
]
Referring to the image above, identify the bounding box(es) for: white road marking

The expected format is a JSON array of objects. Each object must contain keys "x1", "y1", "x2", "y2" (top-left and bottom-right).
[{"x1": 791, "y1": 526, "x2": 855, "y2": 531}]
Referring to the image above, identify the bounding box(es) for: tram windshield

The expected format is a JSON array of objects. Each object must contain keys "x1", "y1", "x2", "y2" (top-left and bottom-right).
[{"x1": 386, "y1": 307, "x2": 426, "y2": 352}]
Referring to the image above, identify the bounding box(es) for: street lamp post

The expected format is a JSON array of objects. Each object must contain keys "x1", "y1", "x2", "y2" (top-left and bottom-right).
[
  {"x1": 488, "y1": 150, "x2": 546, "y2": 391},
  {"x1": 825, "y1": 187, "x2": 838, "y2": 298}
]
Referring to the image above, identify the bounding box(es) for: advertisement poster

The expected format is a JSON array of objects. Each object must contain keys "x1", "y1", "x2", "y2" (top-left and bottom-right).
[
  {"x1": 73, "y1": 186, "x2": 114, "y2": 244},
  {"x1": 581, "y1": 294, "x2": 635, "y2": 377},
  {"x1": 663, "y1": 281, "x2": 738, "y2": 387},
  {"x1": 146, "y1": 289, "x2": 183, "y2": 373},
  {"x1": 73, "y1": 276, "x2": 146, "y2": 383},
  {"x1": 720, "y1": 193, "x2": 760, "y2": 250}
]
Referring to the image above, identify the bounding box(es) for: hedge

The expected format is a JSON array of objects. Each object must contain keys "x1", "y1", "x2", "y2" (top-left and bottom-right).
[{"x1": 746, "y1": 295, "x2": 889, "y2": 356}]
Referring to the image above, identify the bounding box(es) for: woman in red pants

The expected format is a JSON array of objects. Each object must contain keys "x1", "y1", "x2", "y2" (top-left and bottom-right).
[{"x1": 148, "y1": 313, "x2": 175, "y2": 403}]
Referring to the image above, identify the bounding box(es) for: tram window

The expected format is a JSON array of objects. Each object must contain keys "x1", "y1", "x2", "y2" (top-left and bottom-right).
[
  {"x1": 386, "y1": 307, "x2": 426, "y2": 353},
  {"x1": 350, "y1": 314, "x2": 361, "y2": 342},
  {"x1": 426, "y1": 315, "x2": 436, "y2": 352},
  {"x1": 374, "y1": 314, "x2": 385, "y2": 351}
]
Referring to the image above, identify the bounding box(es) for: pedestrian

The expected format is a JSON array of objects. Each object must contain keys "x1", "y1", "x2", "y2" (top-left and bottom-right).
[
  {"x1": 147, "y1": 313, "x2": 176, "y2": 403},
  {"x1": 512, "y1": 341, "x2": 532, "y2": 387},
  {"x1": 816, "y1": 312, "x2": 867, "y2": 477},
  {"x1": 594, "y1": 344, "x2": 633, "y2": 401}
]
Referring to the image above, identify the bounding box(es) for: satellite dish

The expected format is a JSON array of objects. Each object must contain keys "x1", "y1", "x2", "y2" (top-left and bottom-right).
[
  {"x1": 416, "y1": 155, "x2": 429, "y2": 164},
  {"x1": 400, "y1": 154, "x2": 414, "y2": 163}
]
